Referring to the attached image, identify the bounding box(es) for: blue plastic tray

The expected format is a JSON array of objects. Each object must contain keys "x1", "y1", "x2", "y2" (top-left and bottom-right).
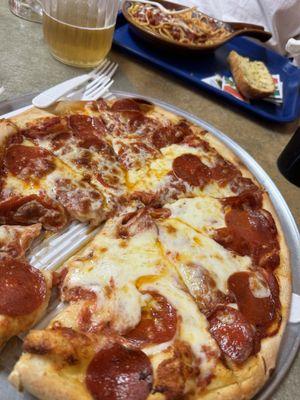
[{"x1": 113, "y1": 13, "x2": 300, "y2": 123}]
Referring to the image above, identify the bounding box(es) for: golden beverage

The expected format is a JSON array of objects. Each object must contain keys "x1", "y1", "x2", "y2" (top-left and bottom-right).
[{"x1": 43, "y1": 12, "x2": 115, "y2": 68}]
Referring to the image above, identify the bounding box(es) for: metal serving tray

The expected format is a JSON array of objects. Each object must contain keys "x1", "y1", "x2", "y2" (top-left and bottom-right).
[{"x1": 0, "y1": 91, "x2": 299, "y2": 400}]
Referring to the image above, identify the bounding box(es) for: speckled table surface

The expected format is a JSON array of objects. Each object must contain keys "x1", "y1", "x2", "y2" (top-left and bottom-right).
[{"x1": 0, "y1": 2, "x2": 300, "y2": 399}]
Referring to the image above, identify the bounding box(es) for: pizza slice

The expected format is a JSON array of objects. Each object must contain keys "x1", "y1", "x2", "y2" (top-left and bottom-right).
[
  {"x1": 10, "y1": 207, "x2": 223, "y2": 400},
  {"x1": 103, "y1": 99, "x2": 262, "y2": 214},
  {"x1": 156, "y1": 197, "x2": 289, "y2": 398},
  {"x1": 0, "y1": 121, "x2": 110, "y2": 230},
  {"x1": 0, "y1": 223, "x2": 52, "y2": 347},
  {"x1": 14, "y1": 110, "x2": 127, "y2": 201},
  {"x1": 132, "y1": 145, "x2": 260, "y2": 205}
]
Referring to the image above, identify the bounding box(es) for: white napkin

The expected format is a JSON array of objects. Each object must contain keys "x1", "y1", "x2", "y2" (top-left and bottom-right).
[
  {"x1": 286, "y1": 38, "x2": 300, "y2": 66},
  {"x1": 289, "y1": 293, "x2": 300, "y2": 323}
]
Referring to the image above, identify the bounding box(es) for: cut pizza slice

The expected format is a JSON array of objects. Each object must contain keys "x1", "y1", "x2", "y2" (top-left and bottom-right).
[
  {"x1": 123, "y1": 135, "x2": 262, "y2": 208},
  {"x1": 15, "y1": 98, "x2": 177, "y2": 197},
  {"x1": 10, "y1": 207, "x2": 223, "y2": 400},
  {"x1": 65, "y1": 98, "x2": 261, "y2": 209},
  {"x1": 0, "y1": 223, "x2": 52, "y2": 347},
  {"x1": 0, "y1": 126, "x2": 110, "y2": 230},
  {"x1": 16, "y1": 111, "x2": 127, "y2": 201},
  {"x1": 156, "y1": 208, "x2": 289, "y2": 398},
  {"x1": 165, "y1": 195, "x2": 280, "y2": 269}
]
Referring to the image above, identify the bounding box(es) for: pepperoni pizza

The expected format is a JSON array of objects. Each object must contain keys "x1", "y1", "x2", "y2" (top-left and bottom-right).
[{"x1": 0, "y1": 97, "x2": 290, "y2": 400}]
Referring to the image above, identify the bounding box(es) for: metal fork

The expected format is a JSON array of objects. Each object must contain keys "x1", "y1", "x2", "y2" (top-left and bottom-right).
[{"x1": 66, "y1": 61, "x2": 118, "y2": 101}]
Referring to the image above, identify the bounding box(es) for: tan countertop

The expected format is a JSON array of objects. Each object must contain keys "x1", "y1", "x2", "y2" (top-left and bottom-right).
[{"x1": 0, "y1": 3, "x2": 299, "y2": 400}]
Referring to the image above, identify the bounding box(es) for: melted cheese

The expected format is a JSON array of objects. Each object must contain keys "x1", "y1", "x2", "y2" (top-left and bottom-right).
[
  {"x1": 127, "y1": 144, "x2": 211, "y2": 191},
  {"x1": 126, "y1": 143, "x2": 235, "y2": 202},
  {"x1": 166, "y1": 196, "x2": 225, "y2": 234},
  {"x1": 63, "y1": 221, "x2": 166, "y2": 333},
  {"x1": 158, "y1": 218, "x2": 251, "y2": 293}
]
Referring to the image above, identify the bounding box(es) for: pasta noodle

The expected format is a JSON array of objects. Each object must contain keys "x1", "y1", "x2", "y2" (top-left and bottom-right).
[{"x1": 127, "y1": 2, "x2": 232, "y2": 46}]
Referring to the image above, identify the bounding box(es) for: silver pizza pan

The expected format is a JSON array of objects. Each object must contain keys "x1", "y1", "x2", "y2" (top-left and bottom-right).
[{"x1": 0, "y1": 91, "x2": 299, "y2": 400}]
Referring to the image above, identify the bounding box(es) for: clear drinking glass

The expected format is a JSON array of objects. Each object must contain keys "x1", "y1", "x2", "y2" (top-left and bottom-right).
[
  {"x1": 42, "y1": 0, "x2": 119, "y2": 68},
  {"x1": 9, "y1": 0, "x2": 43, "y2": 23}
]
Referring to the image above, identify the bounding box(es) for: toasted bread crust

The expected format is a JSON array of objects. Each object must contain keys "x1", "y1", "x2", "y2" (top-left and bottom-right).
[{"x1": 228, "y1": 51, "x2": 275, "y2": 99}]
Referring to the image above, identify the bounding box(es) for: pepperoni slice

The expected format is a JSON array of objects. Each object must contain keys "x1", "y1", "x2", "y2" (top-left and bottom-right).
[
  {"x1": 182, "y1": 135, "x2": 211, "y2": 151},
  {"x1": 51, "y1": 132, "x2": 72, "y2": 151},
  {"x1": 22, "y1": 117, "x2": 67, "y2": 139},
  {"x1": 209, "y1": 306, "x2": 255, "y2": 363},
  {"x1": 210, "y1": 159, "x2": 240, "y2": 186},
  {"x1": 89, "y1": 99, "x2": 110, "y2": 111},
  {"x1": 214, "y1": 208, "x2": 279, "y2": 269},
  {"x1": 123, "y1": 111, "x2": 155, "y2": 134},
  {"x1": 85, "y1": 344, "x2": 153, "y2": 400},
  {"x1": 222, "y1": 177, "x2": 263, "y2": 209},
  {"x1": 0, "y1": 195, "x2": 68, "y2": 231},
  {"x1": 129, "y1": 191, "x2": 160, "y2": 207},
  {"x1": 152, "y1": 126, "x2": 187, "y2": 149},
  {"x1": 5, "y1": 145, "x2": 55, "y2": 180},
  {"x1": 68, "y1": 115, "x2": 107, "y2": 150},
  {"x1": 147, "y1": 207, "x2": 171, "y2": 220},
  {"x1": 228, "y1": 271, "x2": 277, "y2": 327},
  {"x1": 172, "y1": 154, "x2": 211, "y2": 187},
  {"x1": 0, "y1": 257, "x2": 46, "y2": 316},
  {"x1": 111, "y1": 99, "x2": 141, "y2": 112},
  {"x1": 125, "y1": 291, "x2": 177, "y2": 347}
]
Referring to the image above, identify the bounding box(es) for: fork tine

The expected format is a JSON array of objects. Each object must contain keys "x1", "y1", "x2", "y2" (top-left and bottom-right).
[
  {"x1": 88, "y1": 58, "x2": 107, "y2": 77},
  {"x1": 65, "y1": 70, "x2": 110, "y2": 100},
  {"x1": 83, "y1": 78, "x2": 113, "y2": 99},
  {"x1": 86, "y1": 63, "x2": 117, "y2": 93},
  {"x1": 84, "y1": 77, "x2": 111, "y2": 98},
  {"x1": 94, "y1": 80, "x2": 115, "y2": 99},
  {"x1": 103, "y1": 92, "x2": 114, "y2": 100},
  {"x1": 65, "y1": 60, "x2": 118, "y2": 101},
  {"x1": 85, "y1": 74, "x2": 109, "y2": 93},
  {"x1": 95, "y1": 60, "x2": 112, "y2": 75},
  {"x1": 85, "y1": 62, "x2": 112, "y2": 90},
  {"x1": 88, "y1": 60, "x2": 110, "y2": 81},
  {"x1": 84, "y1": 80, "x2": 114, "y2": 101},
  {"x1": 65, "y1": 76, "x2": 109, "y2": 100},
  {"x1": 85, "y1": 76, "x2": 110, "y2": 94},
  {"x1": 106, "y1": 63, "x2": 118, "y2": 79}
]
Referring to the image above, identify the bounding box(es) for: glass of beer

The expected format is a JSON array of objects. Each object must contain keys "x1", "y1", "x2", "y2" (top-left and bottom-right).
[{"x1": 42, "y1": 0, "x2": 119, "y2": 68}]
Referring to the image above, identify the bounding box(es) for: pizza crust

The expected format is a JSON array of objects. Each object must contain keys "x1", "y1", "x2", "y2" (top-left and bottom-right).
[
  {"x1": 9, "y1": 354, "x2": 92, "y2": 400},
  {"x1": 9, "y1": 107, "x2": 54, "y2": 129},
  {"x1": 197, "y1": 127, "x2": 291, "y2": 400}
]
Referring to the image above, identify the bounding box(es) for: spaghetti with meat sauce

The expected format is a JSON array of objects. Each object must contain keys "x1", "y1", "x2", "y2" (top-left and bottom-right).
[{"x1": 127, "y1": 2, "x2": 232, "y2": 46}]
